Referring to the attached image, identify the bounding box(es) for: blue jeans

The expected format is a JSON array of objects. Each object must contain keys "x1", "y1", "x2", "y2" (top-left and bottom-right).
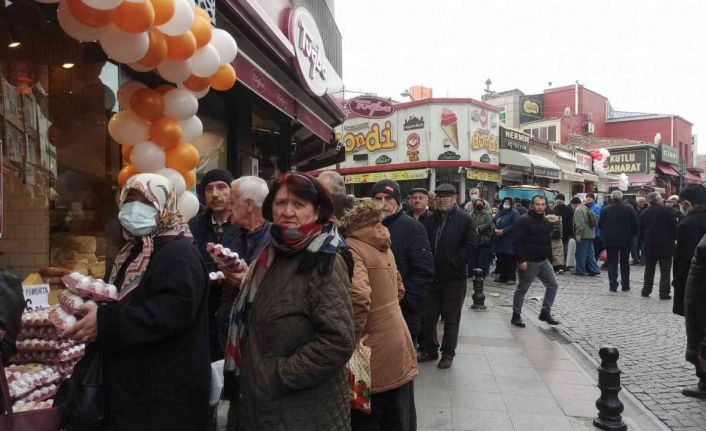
[
  {"x1": 575, "y1": 239, "x2": 600, "y2": 275},
  {"x1": 513, "y1": 259, "x2": 558, "y2": 315}
]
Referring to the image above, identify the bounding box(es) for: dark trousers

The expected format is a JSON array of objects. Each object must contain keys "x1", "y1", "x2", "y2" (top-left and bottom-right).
[
  {"x1": 471, "y1": 245, "x2": 492, "y2": 277},
  {"x1": 606, "y1": 247, "x2": 631, "y2": 290},
  {"x1": 421, "y1": 279, "x2": 467, "y2": 358},
  {"x1": 631, "y1": 237, "x2": 642, "y2": 263},
  {"x1": 495, "y1": 253, "x2": 517, "y2": 282},
  {"x1": 593, "y1": 237, "x2": 603, "y2": 260},
  {"x1": 642, "y1": 256, "x2": 672, "y2": 296},
  {"x1": 351, "y1": 380, "x2": 416, "y2": 431},
  {"x1": 562, "y1": 238, "x2": 570, "y2": 268}
]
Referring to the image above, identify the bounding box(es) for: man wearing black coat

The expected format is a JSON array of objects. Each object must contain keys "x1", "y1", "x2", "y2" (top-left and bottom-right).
[
  {"x1": 419, "y1": 183, "x2": 477, "y2": 369},
  {"x1": 673, "y1": 184, "x2": 706, "y2": 316},
  {"x1": 371, "y1": 180, "x2": 435, "y2": 341},
  {"x1": 682, "y1": 232, "x2": 706, "y2": 398},
  {"x1": 640, "y1": 192, "x2": 679, "y2": 299},
  {"x1": 598, "y1": 190, "x2": 639, "y2": 292},
  {"x1": 187, "y1": 169, "x2": 241, "y2": 360},
  {"x1": 553, "y1": 194, "x2": 574, "y2": 270}
]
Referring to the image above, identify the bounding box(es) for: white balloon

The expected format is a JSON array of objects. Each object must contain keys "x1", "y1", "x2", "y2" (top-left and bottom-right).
[
  {"x1": 100, "y1": 25, "x2": 149, "y2": 64},
  {"x1": 178, "y1": 191, "x2": 200, "y2": 221},
  {"x1": 82, "y1": 0, "x2": 123, "y2": 10},
  {"x1": 191, "y1": 44, "x2": 220, "y2": 77},
  {"x1": 131, "y1": 141, "x2": 166, "y2": 173},
  {"x1": 108, "y1": 111, "x2": 150, "y2": 145},
  {"x1": 117, "y1": 81, "x2": 147, "y2": 109},
  {"x1": 157, "y1": 0, "x2": 194, "y2": 36},
  {"x1": 157, "y1": 59, "x2": 192, "y2": 84},
  {"x1": 177, "y1": 82, "x2": 210, "y2": 99},
  {"x1": 155, "y1": 168, "x2": 186, "y2": 196},
  {"x1": 128, "y1": 62, "x2": 153, "y2": 73},
  {"x1": 210, "y1": 29, "x2": 237, "y2": 65},
  {"x1": 178, "y1": 116, "x2": 203, "y2": 142},
  {"x1": 57, "y1": 0, "x2": 108, "y2": 42},
  {"x1": 163, "y1": 89, "x2": 198, "y2": 120}
]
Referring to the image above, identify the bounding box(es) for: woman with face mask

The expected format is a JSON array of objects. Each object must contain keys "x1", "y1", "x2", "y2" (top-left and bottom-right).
[
  {"x1": 223, "y1": 172, "x2": 355, "y2": 431},
  {"x1": 64, "y1": 173, "x2": 211, "y2": 430},
  {"x1": 492, "y1": 197, "x2": 521, "y2": 284}
]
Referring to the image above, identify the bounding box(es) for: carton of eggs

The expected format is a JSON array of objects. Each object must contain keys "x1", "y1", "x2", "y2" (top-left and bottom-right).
[{"x1": 61, "y1": 274, "x2": 118, "y2": 302}]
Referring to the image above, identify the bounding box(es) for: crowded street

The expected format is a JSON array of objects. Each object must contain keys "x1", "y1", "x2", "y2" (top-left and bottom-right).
[{"x1": 2, "y1": 0, "x2": 706, "y2": 430}]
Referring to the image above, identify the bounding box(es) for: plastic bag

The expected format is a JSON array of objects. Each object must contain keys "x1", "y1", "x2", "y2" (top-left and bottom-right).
[
  {"x1": 348, "y1": 337, "x2": 371, "y2": 414},
  {"x1": 53, "y1": 346, "x2": 103, "y2": 430}
]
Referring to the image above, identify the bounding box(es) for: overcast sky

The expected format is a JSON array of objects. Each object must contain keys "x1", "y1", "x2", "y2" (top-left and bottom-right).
[{"x1": 336, "y1": 0, "x2": 705, "y2": 154}]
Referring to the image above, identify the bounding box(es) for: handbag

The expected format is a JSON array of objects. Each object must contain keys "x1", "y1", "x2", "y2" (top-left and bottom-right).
[
  {"x1": 347, "y1": 336, "x2": 371, "y2": 414},
  {"x1": 0, "y1": 331, "x2": 62, "y2": 431},
  {"x1": 53, "y1": 345, "x2": 104, "y2": 430}
]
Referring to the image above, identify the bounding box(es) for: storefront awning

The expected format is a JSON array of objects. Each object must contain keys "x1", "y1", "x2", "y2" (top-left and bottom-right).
[
  {"x1": 609, "y1": 173, "x2": 656, "y2": 187},
  {"x1": 561, "y1": 170, "x2": 585, "y2": 182},
  {"x1": 581, "y1": 172, "x2": 599, "y2": 182},
  {"x1": 684, "y1": 171, "x2": 703, "y2": 184},
  {"x1": 657, "y1": 163, "x2": 680, "y2": 177},
  {"x1": 500, "y1": 151, "x2": 560, "y2": 170}
]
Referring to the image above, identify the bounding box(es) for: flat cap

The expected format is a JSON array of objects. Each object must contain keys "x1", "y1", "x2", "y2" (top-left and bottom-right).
[
  {"x1": 409, "y1": 187, "x2": 429, "y2": 195},
  {"x1": 434, "y1": 183, "x2": 456, "y2": 195}
]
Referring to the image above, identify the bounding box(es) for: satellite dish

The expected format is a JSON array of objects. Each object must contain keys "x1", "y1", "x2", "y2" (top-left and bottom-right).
[
  {"x1": 654, "y1": 133, "x2": 662, "y2": 145},
  {"x1": 563, "y1": 107, "x2": 572, "y2": 117}
]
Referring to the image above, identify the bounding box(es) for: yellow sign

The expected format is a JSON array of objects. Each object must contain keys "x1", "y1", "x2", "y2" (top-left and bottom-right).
[
  {"x1": 344, "y1": 169, "x2": 428, "y2": 184},
  {"x1": 337, "y1": 121, "x2": 397, "y2": 154},
  {"x1": 467, "y1": 169, "x2": 500, "y2": 183},
  {"x1": 471, "y1": 131, "x2": 499, "y2": 153}
]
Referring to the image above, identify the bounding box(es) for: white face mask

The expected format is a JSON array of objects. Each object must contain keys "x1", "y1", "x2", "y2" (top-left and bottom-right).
[
  {"x1": 470, "y1": 194, "x2": 479, "y2": 201},
  {"x1": 118, "y1": 201, "x2": 159, "y2": 236},
  {"x1": 503, "y1": 203, "x2": 511, "y2": 210}
]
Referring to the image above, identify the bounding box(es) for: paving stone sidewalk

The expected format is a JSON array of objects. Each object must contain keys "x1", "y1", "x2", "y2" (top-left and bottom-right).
[
  {"x1": 484, "y1": 267, "x2": 706, "y2": 431},
  {"x1": 415, "y1": 293, "x2": 599, "y2": 431}
]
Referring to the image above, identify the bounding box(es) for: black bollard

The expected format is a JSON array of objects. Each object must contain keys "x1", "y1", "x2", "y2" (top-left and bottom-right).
[
  {"x1": 470, "y1": 268, "x2": 486, "y2": 310},
  {"x1": 593, "y1": 346, "x2": 627, "y2": 431}
]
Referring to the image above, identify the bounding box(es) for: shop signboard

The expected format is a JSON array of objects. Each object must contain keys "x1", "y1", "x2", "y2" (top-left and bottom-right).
[
  {"x1": 499, "y1": 126, "x2": 530, "y2": 153},
  {"x1": 519, "y1": 94, "x2": 544, "y2": 123},
  {"x1": 606, "y1": 149, "x2": 649, "y2": 174},
  {"x1": 399, "y1": 105, "x2": 429, "y2": 163},
  {"x1": 344, "y1": 169, "x2": 428, "y2": 184},
  {"x1": 470, "y1": 130, "x2": 499, "y2": 164},
  {"x1": 346, "y1": 96, "x2": 395, "y2": 119},
  {"x1": 575, "y1": 151, "x2": 593, "y2": 171},
  {"x1": 533, "y1": 166, "x2": 561, "y2": 179},
  {"x1": 430, "y1": 104, "x2": 469, "y2": 161},
  {"x1": 467, "y1": 169, "x2": 500, "y2": 183},
  {"x1": 339, "y1": 116, "x2": 398, "y2": 164},
  {"x1": 22, "y1": 284, "x2": 50, "y2": 312},
  {"x1": 659, "y1": 144, "x2": 680, "y2": 165}
]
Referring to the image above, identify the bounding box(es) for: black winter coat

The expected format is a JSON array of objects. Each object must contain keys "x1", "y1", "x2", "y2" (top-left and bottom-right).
[
  {"x1": 96, "y1": 236, "x2": 210, "y2": 431},
  {"x1": 554, "y1": 203, "x2": 574, "y2": 241},
  {"x1": 598, "y1": 199, "x2": 639, "y2": 249},
  {"x1": 512, "y1": 211, "x2": 553, "y2": 263},
  {"x1": 639, "y1": 204, "x2": 678, "y2": 258},
  {"x1": 0, "y1": 268, "x2": 24, "y2": 362},
  {"x1": 424, "y1": 206, "x2": 477, "y2": 282},
  {"x1": 684, "y1": 232, "x2": 706, "y2": 363},
  {"x1": 673, "y1": 205, "x2": 706, "y2": 316},
  {"x1": 383, "y1": 210, "x2": 434, "y2": 337},
  {"x1": 188, "y1": 210, "x2": 241, "y2": 360}
]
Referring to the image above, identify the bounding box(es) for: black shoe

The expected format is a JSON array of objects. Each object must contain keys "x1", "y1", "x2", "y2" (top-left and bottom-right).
[
  {"x1": 437, "y1": 356, "x2": 453, "y2": 369},
  {"x1": 683, "y1": 386, "x2": 706, "y2": 399},
  {"x1": 417, "y1": 351, "x2": 439, "y2": 362},
  {"x1": 539, "y1": 312, "x2": 561, "y2": 325},
  {"x1": 641, "y1": 292, "x2": 650, "y2": 298},
  {"x1": 622, "y1": 287, "x2": 631, "y2": 292},
  {"x1": 609, "y1": 288, "x2": 617, "y2": 292},
  {"x1": 660, "y1": 295, "x2": 672, "y2": 300},
  {"x1": 511, "y1": 313, "x2": 525, "y2": 328}
]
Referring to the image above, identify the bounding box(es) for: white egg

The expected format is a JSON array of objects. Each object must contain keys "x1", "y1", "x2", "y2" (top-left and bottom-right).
[{"x1": 106, "y1": 285, "x2": 118, "y2": 299}]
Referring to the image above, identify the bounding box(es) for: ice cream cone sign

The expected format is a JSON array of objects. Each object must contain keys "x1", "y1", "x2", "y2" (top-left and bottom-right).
[{"x1": 440, "y1": 108, "x2": 459, "y2": 149}]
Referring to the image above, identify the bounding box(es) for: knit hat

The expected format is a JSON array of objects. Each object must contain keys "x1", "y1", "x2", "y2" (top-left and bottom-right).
[
  {"x1": 201, "y1": 169, "x2": 235, "y2": 189},
  {"x1": 680, "y1": 184, "x2": 706, "y2": 205},
  {"x1": 370, "y1": 179, "x2": 401, "y2": 205}
]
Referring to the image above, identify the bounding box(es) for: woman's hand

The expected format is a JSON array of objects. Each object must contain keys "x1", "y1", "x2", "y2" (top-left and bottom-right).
[
  {"x1": 222, "y1": 260, "x2": 249, "y2": 287},
  {"x1": 63, "y1": 302, "x2": 99, "y2": 343}
]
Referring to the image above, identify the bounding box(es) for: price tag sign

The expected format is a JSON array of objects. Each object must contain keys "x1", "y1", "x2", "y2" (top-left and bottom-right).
[{"x1": 22, "y1": 284, "x2": 50, "y2": 312}]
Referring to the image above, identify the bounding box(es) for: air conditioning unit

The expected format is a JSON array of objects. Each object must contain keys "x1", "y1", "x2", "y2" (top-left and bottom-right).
[
  {"x1": 584, "y1": 112, "x2": 593, "y2": 121},
  {"x1": 584, "y1": 123, "x2": 595, "y2": 134}
]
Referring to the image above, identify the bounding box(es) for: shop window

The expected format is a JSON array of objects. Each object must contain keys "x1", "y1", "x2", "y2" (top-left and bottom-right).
[
  {"x1": 538, "y1": 127, "x2": 548, "y2": 140},
  {"x1": 548, "y1": 126, "x2": 557, "y2": 142}
]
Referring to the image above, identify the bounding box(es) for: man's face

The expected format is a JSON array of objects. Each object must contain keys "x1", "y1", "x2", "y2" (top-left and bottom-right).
[
  {"x1": 555, "y1": 199, "x2": 564, "y2": 206},
  {"x1": 532, "y1": 198, "x2": 547, "y2": 214},
  {"x1": 436, "y1": 193, "x2": 457, "y2": 211},
  {"x1": 373, "y1": 193, "x2": 399, "y2": 213},
  {"x1": 229, "y1": 185, "x2": 248, "y2": 225},
  {"x1": 637, "y1": 200, "x2": 646, "y2": 208},
  {"x1": 410, "y1": 192, "x2": 428, "y2": 211},
  {"x1": 204, "y1": 180, "x2": 231, "y2": 212},
  {"x1": 585, "y1": 196, "x2": 594, "y2": 205},
  {"x1": 571, "y1": 203, "x2": 579, "y2": 210}
]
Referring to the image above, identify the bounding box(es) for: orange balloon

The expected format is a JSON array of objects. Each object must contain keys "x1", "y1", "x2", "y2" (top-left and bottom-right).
[
  {"x1": 165, "y1": 142, "x2": 200, "y2": 173},
  {"x1": 165, "y1": 31, "x2": 197, "y2": 61},
  {"x1": 155, "y1": 84, "x2": 175, "y2": 95},
  {"x1": 150, "y1": 0, "x2": 175, "y2": 26},
  {"x1": 210, "y1": 64, "x2": 236, "y2": 91},
  {"x1": 190, "y1": 15, "x2": 212, "y2": 48},
  {"x1": 138, "y1": 29, "x2": 168, "y2": 68},
  {"x1": 182, "y1": 170, "x2": 196, "y2": 190},
  {"x1": 67, "y1": 0, "x2": 113, "y2": 27},
  {"x1": 150, "y1": 116, "x2": 182, "y2": 149},
  {"x1": 121, "y1": 144, "x2": 132, "y2": 163},
  {"x1": 118, "y1": 165, "x2": 139, "y2": 188},
  {"x1": 113, "y1": 0, "x2": 154, "y2": 34},
  {"x1": 182, "y1": 74, "x2": 210, "y2": 92},
  {"x1": 194, "y1": 6, "x2": 209, "y2": 20},
  {"x1": 130, "y1": 89, "x2": 164, "y2": 120}
]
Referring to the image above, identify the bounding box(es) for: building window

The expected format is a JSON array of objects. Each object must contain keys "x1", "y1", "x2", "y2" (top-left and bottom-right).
[
  {"x1": 532, "y1": 128, "x2": 539, "y2": 138},
  {"x1": 548, "y1": 126, "x2": 557, "y2": 142},
  {"x1": 538, "y1": 128, "x2": 548, "y2": 140},
  {"x1": 499, "y1": 108, "x2": 506, "y2": 124},
  {"x1": 523, "y1": 129, "x2": 531, "y2": 135}
]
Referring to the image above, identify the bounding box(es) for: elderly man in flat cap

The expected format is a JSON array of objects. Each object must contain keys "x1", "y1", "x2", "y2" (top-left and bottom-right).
[{"x1": 418, "y1": 183, "x2": 477, "y2": 369}]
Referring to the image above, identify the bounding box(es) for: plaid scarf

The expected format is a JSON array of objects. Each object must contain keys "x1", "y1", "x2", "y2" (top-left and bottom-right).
[{"x1": 223, "y1": 222, "x2": 345, "y2": 385}]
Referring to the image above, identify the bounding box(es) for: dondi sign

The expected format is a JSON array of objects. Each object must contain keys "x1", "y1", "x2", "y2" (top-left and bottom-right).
[{"x1": 346, "y1": 96, "x2": 395, "y2": 119}]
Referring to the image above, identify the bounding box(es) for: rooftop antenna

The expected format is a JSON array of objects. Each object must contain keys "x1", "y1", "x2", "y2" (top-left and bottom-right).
[{"x1": 484, "y1": 78, "x2": 492, "y2": 95}]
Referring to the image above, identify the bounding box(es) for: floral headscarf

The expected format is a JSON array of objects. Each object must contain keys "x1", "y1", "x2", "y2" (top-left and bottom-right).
[{"x1": 109, "y1": 173, "x2": 192, "y2": 301}]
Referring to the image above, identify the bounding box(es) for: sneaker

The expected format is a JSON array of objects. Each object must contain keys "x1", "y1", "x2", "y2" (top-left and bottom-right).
[
  {"x1": 417, "y1": 351, "x2": 439, "y2": 362},
  {"x1": 572, "y1": 272, "x2": 586, "y2": 276},
  {"x1": 557, "y1": 269, "x2": 565, "y2": 274},
  {"x1": 539, "y1": 311, "x2": 561, "y2": 325},
  {"x1": 511, "y1": 313, "x2": 525, "y2": 328},
  {"x1": 437, "y1": 356, "x2": 453, "y2": 369},
  {"x1": 588, "y1": 272, "x2": 601, "y2": 277}
]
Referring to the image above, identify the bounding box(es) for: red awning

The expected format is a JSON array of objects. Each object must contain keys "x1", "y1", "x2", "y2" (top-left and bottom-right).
[
  {"x1": 657, "y1": 163, "x2": 680, "y2": 177},
  {"x1": 684, "y1": 171, "x2": 703, "y2": 184}
]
